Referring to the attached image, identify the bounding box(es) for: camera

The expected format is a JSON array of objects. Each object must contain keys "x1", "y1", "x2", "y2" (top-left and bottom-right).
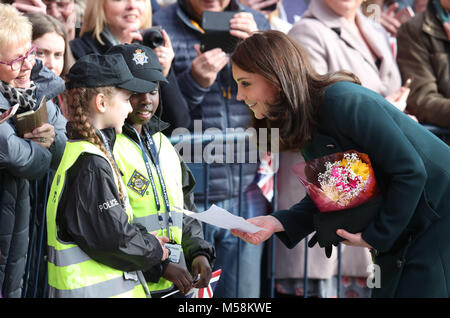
[{"x1": 141, "y1": 27, "x2": 164, "y2": 49}]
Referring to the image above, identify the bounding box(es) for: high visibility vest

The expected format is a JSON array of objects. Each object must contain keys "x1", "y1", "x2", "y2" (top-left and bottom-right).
[
  {"x1": 114, "y1": 131, "x2": 184, "y2": 294},
  {"x1": 46, "y1": 141, "x2": 149, "y2": 298}
]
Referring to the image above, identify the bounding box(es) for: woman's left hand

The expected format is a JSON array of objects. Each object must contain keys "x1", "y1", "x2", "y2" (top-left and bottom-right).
[
  {"x1": 23, "y1": 123, "x2": 55, "y2": 149},
  {"x1": 336, "y1": 229, "x2": 373, "y2": 249},
  {"x1": 153, "y1": 29, "x2": 174, "y2": 77},
  {"x1": 229, "y1": 12, "x2": 258, "y2": 40}
]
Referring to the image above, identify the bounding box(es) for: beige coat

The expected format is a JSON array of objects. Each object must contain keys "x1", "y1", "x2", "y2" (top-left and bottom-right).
[
  {"x1": 275, "y1": 0, "x2": 402, "y2": 280},
  {"x1": 287, "y1": 0, "x2": 402, "y2": 98}
]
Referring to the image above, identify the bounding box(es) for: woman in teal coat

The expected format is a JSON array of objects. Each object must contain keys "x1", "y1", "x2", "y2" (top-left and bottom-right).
[{"x1": 230, "y1": 30, "x2": 450, "y2": 298}]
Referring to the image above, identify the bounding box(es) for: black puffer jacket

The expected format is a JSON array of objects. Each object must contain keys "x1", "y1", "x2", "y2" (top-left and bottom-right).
[{"x1": 0, "y1": 60, "x2": 67, "y2": 298}]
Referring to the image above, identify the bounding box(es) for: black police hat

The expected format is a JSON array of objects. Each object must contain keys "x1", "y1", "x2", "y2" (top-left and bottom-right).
[
  {"x1": 66, "y1": 53, "x2": 155, "y2": 94},
  {"x1": 106, "y1": 43, "x2": 168, "y2": 91}
]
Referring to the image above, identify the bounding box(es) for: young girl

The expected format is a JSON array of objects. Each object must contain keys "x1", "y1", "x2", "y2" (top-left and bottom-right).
[{"x1": 46, "y1": 52, "x2": 169, "y2": 298}]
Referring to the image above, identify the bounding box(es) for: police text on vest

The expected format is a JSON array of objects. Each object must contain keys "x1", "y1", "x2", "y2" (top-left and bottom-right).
[{"x1": 99, "y1": 198, "x2": 119, "y2": 212}]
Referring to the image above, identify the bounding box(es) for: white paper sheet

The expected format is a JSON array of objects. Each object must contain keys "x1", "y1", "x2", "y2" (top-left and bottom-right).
[{"x1": 181, "y1": 204, "x2": 267, "y2": 234}]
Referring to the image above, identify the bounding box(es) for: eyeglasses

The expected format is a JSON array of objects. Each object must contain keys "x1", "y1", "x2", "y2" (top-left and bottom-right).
[{"x1": 0, "y1": 46, "x2": 37, "y2": 71}]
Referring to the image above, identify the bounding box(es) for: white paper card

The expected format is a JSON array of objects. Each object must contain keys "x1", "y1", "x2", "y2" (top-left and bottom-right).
[{"x1": 181, "y1": 204, "x2": 267, "y2": 234}]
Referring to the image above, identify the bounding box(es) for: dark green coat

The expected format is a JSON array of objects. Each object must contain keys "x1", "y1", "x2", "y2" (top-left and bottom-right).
[{"x1": 274, "y1": 81, "x2": 450, "y2": 297}]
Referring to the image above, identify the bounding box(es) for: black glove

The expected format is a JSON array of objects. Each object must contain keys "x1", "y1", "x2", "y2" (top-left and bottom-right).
[
  {"x1": 312, "y1": 196, "x2": 383, "y2": 248},
  {"x1": 308, "y1": 232, "x2": 334, "y2": 258}
]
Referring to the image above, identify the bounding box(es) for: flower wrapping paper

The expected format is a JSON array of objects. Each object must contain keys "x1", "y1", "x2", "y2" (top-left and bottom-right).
[{"x1": 292, "y1": 150, "x2": 380, "y2": 213}]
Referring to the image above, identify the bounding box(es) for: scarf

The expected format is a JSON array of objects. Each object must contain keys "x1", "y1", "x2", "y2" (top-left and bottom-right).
[
  {"x1": 0, "y1": 81, "x2": 37, "y2": 113},
  {"x1": 433, "y1": 0, "x2": 450, "y2": 41}
]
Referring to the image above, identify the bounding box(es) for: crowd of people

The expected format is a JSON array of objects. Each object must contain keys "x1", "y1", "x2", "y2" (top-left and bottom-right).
[{"x1": 0, "y1": 0, "x2": 448, "y2": 299}]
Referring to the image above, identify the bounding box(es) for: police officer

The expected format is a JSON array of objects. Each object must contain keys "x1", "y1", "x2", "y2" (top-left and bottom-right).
[{"x1": 108, "y1": 43, "x2": 215, "y2": 297}]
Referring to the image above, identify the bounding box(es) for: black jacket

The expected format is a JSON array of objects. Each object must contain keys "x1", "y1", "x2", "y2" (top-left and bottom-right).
[
  {"x1": 56, "y1": 124, "x2": 164, "y2": 275},
  {"x1": 69, "y1": 31, "x2": 191, "y2": 136}
]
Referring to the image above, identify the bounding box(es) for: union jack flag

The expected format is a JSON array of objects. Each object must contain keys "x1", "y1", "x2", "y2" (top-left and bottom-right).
[
  {"x1": 185, "y1": 269, "x2": 222, "y2": 298},
  {"x1": 255, "y1": 152, "x2": 275, "y2": 202}
]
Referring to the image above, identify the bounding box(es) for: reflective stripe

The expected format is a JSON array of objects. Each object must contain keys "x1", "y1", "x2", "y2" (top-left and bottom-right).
[
  {"x1": 48, "y1": 274, "x2": 140, "y2": 298},
  {"x1": 48, "y1": 245, "x2": 90, "y2": 267},
  {"x1": 133, "y1": 210, "x2": 183, "y2": 232}
]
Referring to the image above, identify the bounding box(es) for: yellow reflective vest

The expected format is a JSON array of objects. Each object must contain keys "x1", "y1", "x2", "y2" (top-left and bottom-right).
[
  {"x1": 114, "y1": 130, "x2": 184, "y2": 294},
  {"x1": 46, "y1": 141, "x2": 149, "y2": 298}
]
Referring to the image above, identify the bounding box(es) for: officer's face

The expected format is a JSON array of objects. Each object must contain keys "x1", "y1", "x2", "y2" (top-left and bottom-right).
[{"x1": 127, "y1": 86, "x2": 160, "y2": 126}]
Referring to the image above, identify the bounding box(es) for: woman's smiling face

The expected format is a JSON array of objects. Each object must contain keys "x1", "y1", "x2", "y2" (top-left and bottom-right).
[
  {"x1": 232, "y1": 64, "x2": 280, "y2": 119},
  {"x1": 0, "y1": 42, "x2": 35, "y2": 89}
]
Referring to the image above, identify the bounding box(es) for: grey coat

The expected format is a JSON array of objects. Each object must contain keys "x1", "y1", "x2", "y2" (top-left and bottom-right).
[{"x1": 0, "y1": 60, "x2": 66, "y2": 297}]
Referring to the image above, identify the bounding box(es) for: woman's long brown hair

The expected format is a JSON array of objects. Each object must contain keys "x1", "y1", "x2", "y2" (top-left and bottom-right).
[{"x1": 231, "y1": 30, "x2": 360, "y2": 152}]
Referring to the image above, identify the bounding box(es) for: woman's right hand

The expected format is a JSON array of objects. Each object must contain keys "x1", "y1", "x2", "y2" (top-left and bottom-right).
[
  {"x1": 120, "y1": 25, "x2": 143, "y2": 44},
  {"x1": 230, "y1": 215, "x2": 284, "y2": 245}
]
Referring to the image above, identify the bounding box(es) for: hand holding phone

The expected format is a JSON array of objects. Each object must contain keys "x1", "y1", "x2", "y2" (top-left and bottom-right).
[{"x1": 0, "y1": 104, "x2": 19, "y2": 125}]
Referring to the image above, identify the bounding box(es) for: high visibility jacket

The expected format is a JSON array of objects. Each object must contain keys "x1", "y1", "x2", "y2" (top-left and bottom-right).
[
  {"x1": 114, "y1": 131, "x2": 184, "y2": 294},
  {"x1": 46, "y1": 141, "x2": 149, "y2": 298}
]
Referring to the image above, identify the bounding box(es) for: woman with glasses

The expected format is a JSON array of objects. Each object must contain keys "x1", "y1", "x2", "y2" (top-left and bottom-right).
[{"x1": 0, "y1": 3, "x2": 67, "y2": 298}]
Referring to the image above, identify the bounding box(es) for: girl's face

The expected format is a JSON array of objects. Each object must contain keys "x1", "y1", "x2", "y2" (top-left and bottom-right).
[
  {"x1": 33, "y1": 32, "x2": 65, "y2": 77},
  {"x1": 0, "y1": 42, "x2": 35, "y2": 88},
  {"x1": 102, "y1": 88, "x2": 133, "y2": 134},
  {"x1": 103, "y1": 0, "x2": 147, "y2": 34},
  {"x1": 127, "y1": 86, "x2": 159, "y2": 126},
  {"x1": 232, "y1": 64, "x2": 279, "y2": 120}
]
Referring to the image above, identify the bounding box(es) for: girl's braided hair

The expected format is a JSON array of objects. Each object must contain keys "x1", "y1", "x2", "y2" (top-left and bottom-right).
[{"x1": 66, "y1": 86, "x2": 125, "y2": 207}]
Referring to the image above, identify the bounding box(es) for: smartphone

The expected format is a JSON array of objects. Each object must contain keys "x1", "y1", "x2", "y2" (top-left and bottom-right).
[
  {"x1": 395, "y1": 6, "x2": 415, "y2": 24},
  {"x1": 0, "y1": 104, "x2": 19, "y2": 125},
  {"x1": 261, "y1": 2, "x2": 277, "y2": 12},
  {"x1": 200, "y1": 11, "x2": 240, "y2": 53}
]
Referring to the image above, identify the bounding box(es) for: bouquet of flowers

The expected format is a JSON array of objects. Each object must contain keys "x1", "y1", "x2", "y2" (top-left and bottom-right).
[{"x1": 292, "y1": 150, "x2": 382, "y2": 247}]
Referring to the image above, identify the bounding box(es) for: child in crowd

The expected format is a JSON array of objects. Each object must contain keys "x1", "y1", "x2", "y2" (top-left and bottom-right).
[{"x1": 46, "y1": 53, "x2": 169, "y2": 298}]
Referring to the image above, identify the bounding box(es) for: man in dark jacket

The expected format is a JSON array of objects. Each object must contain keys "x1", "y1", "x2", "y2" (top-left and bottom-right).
[
  {"x1": 153, "y1": 0, "x2": 271, "y2": 297},
  {"x1": 397, "y1": 0, "x2": 450, "y2": 130}
]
